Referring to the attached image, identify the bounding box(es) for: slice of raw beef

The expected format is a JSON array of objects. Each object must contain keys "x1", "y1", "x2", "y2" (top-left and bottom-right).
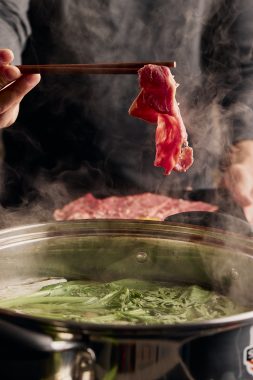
[
  {"x1": 129, "y1": 64, "x2": 193, "y2": 175},
  {"x1": 54, "y1": 192, "x2": 216, "y2": 221}
]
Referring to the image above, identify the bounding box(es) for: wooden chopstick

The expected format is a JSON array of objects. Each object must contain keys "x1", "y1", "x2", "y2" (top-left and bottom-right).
[{"x1": 16, "y1": 61, "x2": 176, "y2": 74}]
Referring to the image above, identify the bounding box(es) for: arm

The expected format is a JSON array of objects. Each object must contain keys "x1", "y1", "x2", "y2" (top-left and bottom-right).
[
  {"x1": 223, "y1": 140, "x2": 253, "y2": 207},
  {"x1": 0, "y1": 1, "x2": 40, "y2": 129},
  {"x1": 201, "y1": 0, "x2": 253, "y2": 209},
  {"x1": 223, "y1": 1, "x2": 253, "y2": 209}
]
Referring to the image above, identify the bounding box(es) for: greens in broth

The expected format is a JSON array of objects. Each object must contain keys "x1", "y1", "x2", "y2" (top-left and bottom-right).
[{"x1": 0, "y1": 279, "x2": 247, "y2": 325}]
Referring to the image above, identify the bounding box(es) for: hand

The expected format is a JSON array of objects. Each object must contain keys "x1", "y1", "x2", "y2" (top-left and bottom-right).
[
  {"x1": 0, "y1": 49, "x2": 41, "y2": 129},
  {"x1": 223, "y1": 140, "x2": 253, "y2": 221}
]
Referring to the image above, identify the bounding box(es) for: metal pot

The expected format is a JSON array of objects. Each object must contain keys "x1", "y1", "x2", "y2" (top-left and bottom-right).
[{"x1": 0, "y1": 219, "x2": 253, "y2": 380}]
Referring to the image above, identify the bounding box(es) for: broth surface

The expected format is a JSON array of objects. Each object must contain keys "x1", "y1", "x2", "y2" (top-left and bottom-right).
[{"x1": 0, "y1": 279, "x2": 248, "y2": 324}]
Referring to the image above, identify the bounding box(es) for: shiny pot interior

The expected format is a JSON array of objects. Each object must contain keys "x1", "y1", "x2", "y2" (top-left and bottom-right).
[{"x1": 0, "y1": 219, "x2": 253, "y2": 331}]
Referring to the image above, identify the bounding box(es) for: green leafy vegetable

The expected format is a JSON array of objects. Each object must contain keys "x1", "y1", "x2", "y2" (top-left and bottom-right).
[
  {"x1": 0, "y1": 279, "x2": 247, "y2": 325},
  {"x1": 103, "y1": 366, "x2": 118, "y2": 380}
]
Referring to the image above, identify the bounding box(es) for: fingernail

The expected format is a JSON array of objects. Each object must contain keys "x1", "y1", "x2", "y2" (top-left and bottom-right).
[
  {"x1": 23, "y1": 73, "x2": 41, "y2": 85},
  {"x1": 3, "y1": 66, "x2": 20, "y2": 81}
]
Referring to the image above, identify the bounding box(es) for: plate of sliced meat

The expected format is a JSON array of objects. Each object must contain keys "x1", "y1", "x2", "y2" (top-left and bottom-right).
[{"x1": 53, "y1": 192, "x2": 217, "y2": 221}]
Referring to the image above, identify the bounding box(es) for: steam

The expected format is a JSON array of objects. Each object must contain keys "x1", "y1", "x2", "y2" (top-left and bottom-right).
[
  {"x1": 0, "y1": 0, "x2": 250, "y2": 228},
  {"x1": 199, "y1": 235, "x2": 253, "y2": 308}
]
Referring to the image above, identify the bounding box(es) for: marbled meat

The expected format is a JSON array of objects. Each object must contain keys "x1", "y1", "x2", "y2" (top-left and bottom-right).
[
  {"x1": 54, "y1": 193, "x2": 216, "y2": 221},
  {"x1": 129, "y1": 64, "x2": 193, "y2": 175}
]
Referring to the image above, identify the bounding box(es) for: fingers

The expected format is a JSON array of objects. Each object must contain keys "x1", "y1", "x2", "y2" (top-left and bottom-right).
[
  {"x1": 0, "y1": 103, "x2": 20, "y2": 129},
  {"x1": 224, "y1": 163, "x2": 253, "y2": 207},
  {"x1": 0, "y1": 48, "x2": 22, "y2": 90},
  {"x1": 0, "y1": 48, "x2": 41, "y2": 128},
  {"x1": 1, "y1": 73, "x2": 41, "y2": 108},
  {"x1": 0, "y1": 49, "x2": 14, "y2": 65},
  {"x1": 0, "y1": 64, "x2": 21, "y2": 90},
  {"x1": 222, "y1": 140, "x2": 253, "y2": 209},
  {"x1": 0, "y1": 73, "x2": 41, "y2": 128},
  {"x1": 243, "y1": 204, "x2": 253, "y2": 224}
]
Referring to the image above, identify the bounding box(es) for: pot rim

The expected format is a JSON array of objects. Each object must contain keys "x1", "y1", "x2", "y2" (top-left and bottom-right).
[
  {"x1": 0, "y1": 219, "x2": 252, "y2": 333},
  {"x1": 0, "y1": 306, "x2": 253, "y2": 336},
  {"x1": 0, "y1": 218, "x2": 252, "y2": 247}
]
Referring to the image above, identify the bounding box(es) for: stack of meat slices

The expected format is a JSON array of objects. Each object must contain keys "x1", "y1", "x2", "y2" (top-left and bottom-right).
[{"x1": 54, "y1": 192, "x2": 216, "y2": 221}]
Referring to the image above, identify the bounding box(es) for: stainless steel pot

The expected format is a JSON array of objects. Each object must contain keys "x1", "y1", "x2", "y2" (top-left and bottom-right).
[{"x1": 0, "y1": 219, "x2": 253, "y2": 380}]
